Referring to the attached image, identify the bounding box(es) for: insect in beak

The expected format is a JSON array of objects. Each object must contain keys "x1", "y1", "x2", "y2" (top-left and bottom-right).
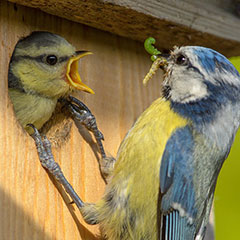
[{"x1": 143, "y1": 55, "x2": 168, "y2": 86}]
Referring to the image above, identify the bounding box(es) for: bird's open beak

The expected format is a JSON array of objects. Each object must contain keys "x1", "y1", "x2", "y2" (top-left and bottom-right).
[{"x1": 66, "y1": 51, "x2": 95, "y2": 94}]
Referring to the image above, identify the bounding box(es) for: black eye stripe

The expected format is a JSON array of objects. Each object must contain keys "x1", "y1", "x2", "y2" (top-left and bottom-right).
[
  {"x1": 59, "y1": 56, "x2": 69, "y2": 63},
  {"x1": 13, "y1": 54, "x2": 70, "y2": 64},
  {"x1": 12, "y1": 54, "x2": 46, "y2": 63}
]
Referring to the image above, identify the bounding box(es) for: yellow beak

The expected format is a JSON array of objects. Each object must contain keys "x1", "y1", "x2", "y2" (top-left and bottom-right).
[{"x1": 66, "y1": 51, "x2": 95, "y2": 94}]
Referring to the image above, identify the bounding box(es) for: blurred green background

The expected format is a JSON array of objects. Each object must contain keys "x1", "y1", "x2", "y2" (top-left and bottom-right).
[{"x1": 215, "y1": 57, "x2": 240, "y2": 240}]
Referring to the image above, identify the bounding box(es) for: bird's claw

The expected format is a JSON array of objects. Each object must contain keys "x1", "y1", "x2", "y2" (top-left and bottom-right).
[
  {"x1": 28, "y1": 124, "x2": 84, "y2": 208},
  {"x1": 28, "y1": 124, "x2": 62, "y2": 177},
  {"x1": 69, "y1": 104, "x2": 104, "y2": 140},
  {"x1": 63, "y1": 96, "x2": 106, "y2": 158}
]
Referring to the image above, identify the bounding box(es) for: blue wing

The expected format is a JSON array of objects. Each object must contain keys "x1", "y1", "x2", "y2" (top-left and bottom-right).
[{"x1": 160, "y1": 126, "x2": 197, "y2": 240}]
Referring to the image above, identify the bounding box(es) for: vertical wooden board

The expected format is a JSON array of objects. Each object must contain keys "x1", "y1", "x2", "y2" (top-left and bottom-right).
[{"x1": 0, "y1": 1, "x2": 163, "y2": 239}]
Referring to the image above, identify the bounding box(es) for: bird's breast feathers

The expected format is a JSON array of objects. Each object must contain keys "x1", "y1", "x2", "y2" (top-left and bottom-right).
[
  {"x1": 116, "y1": 97, "x2": 189, "y2": 168},
  {"x1": 98, "y1": 98, "x2": 189, "y2": 239},
  {"x1": 9, "y1": 89, "x2": 57, "y2": 132},
  {"x1": 112, "y1": 97, "x2": 189, "y2": 200}
]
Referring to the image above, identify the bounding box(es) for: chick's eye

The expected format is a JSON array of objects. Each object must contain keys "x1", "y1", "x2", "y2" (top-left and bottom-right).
[
  {"x1": 46, "y1": 55, "x2": 58, "y2": 65},
  {"x1": 175, "y1": 54, "x2": 187, "y2": 65}
]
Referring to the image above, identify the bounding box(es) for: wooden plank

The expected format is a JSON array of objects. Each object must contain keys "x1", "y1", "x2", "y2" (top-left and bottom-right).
[
  {"x1": 7, "y1": 0, "x2": 240, "y2": 57},
  {"x1": 0, "y1": 1, "x2": 164, "y2": 239}
]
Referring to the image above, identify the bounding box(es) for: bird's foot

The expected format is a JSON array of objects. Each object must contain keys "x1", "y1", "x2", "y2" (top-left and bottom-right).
[
  {"x1": 62, "y1": 96, "x2": 106, "y2": 159},
  {"x1": 59, "y1": 96, "x2": 115, "y2": 181},
  {"x1": 28, "y1": 124, "x2": 84, "y2": 209},
  {"x1": 99, "y1": 156, "x2": 116, "y2": 182}
]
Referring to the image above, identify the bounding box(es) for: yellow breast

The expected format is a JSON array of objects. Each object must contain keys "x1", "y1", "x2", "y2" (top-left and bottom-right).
[
  {"x1": 9, "y1": 89, "x2": 57, "y2": 134},
  {"x1": 98, "y1": 98, "x2": 188, "y2": 239}
]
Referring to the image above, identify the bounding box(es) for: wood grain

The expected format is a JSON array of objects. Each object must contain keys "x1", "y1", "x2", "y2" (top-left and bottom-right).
[
  {"x1": 7, "y1": 0, "x2": 240, "y2": 57},
  {"x1": 0, "y1": 1, "x2": 164, "y2": 239}
]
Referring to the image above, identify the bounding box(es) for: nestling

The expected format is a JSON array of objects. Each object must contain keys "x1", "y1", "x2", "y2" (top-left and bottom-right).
[
  {"x1": 8, "y1": 31, "x2": 94, "y2": 134},
  {"x1": 30, "y1": 45, "x2": 240, "y2": 240}
]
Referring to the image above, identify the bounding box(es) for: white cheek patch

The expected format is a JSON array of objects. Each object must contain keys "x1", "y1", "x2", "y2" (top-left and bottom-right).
[
  {"x1": 188, "y1": 82, "x2": 208, "y2": 101},
  {"x1": 169, "y1": 67, "x2": 209, "y2": 103}
]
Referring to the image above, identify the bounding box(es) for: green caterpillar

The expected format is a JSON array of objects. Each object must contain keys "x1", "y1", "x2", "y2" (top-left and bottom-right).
[{"x1": 144, "y1": 37, "x2": 161, "y2": 61}]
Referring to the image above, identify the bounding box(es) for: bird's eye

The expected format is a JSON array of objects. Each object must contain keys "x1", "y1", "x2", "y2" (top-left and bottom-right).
[
  {"x1": 175, "y1": 54, "x2": 187, "y2": 65},
  {"x1": 46, "y1": 55, "x2": 58, "y2": 65}
]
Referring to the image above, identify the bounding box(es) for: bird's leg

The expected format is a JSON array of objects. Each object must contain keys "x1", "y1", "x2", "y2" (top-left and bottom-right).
[
  {"x1": 62, "y1": 96, "x2": 116, "y2": 179},
  {"x1": 64, "y1": 96, "x2": 106, "y2": 158},
  {"x1": 29, "y1": 124, "x2": 99, "y2": 225},
  {"x1": 99, "y1": 156, "x2": 116, "y2": 181},
  {"x1": 29, "y1": 124, "x2": 84, "y2": 209}
]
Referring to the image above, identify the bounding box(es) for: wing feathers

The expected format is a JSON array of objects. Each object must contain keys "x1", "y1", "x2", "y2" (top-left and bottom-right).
[{"x1": 162, "y1": 211, "x2": 195, "y2": 240}]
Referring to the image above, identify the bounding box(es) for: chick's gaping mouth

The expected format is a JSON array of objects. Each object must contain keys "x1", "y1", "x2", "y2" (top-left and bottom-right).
[{"x1": 66, "y1": 51, "x2": 95, "y2": 94}]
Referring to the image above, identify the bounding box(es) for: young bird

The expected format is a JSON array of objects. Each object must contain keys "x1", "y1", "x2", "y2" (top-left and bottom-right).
[
  {"x1": 8, "y1": 31, "x2": 94, "y2": 134},
  {"x1": 31, "y1": 46, "x2": 240, "y2": 240}
]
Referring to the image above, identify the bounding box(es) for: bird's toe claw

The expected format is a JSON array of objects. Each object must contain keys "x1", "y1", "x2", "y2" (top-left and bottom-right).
[
  {"x1": 28, "y1": 124, "x2": 59, "y2": 172},
  {"x1": 64, "y1": 96, "x2": 106, "y2": 158}
]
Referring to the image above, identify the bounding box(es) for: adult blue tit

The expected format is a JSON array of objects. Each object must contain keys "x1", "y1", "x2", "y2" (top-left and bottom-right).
[
  {"x1": 8, "y1": 31, "x2": 94, "y2": 134},
  {"x1": 29, "y1": 46, "x2": 240, "y2": 240}
]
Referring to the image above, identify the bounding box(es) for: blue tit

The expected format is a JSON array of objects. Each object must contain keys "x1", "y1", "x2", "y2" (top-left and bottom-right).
[
  {"x1": 84, "y1": 46, "x2": 240, "y2": 240},
  {"x1": 8, "y1": 31, "x2": 94, "y2": 134},
  {"x1": 30, "y1": 46, "x2": 240, "y2": 240}
]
